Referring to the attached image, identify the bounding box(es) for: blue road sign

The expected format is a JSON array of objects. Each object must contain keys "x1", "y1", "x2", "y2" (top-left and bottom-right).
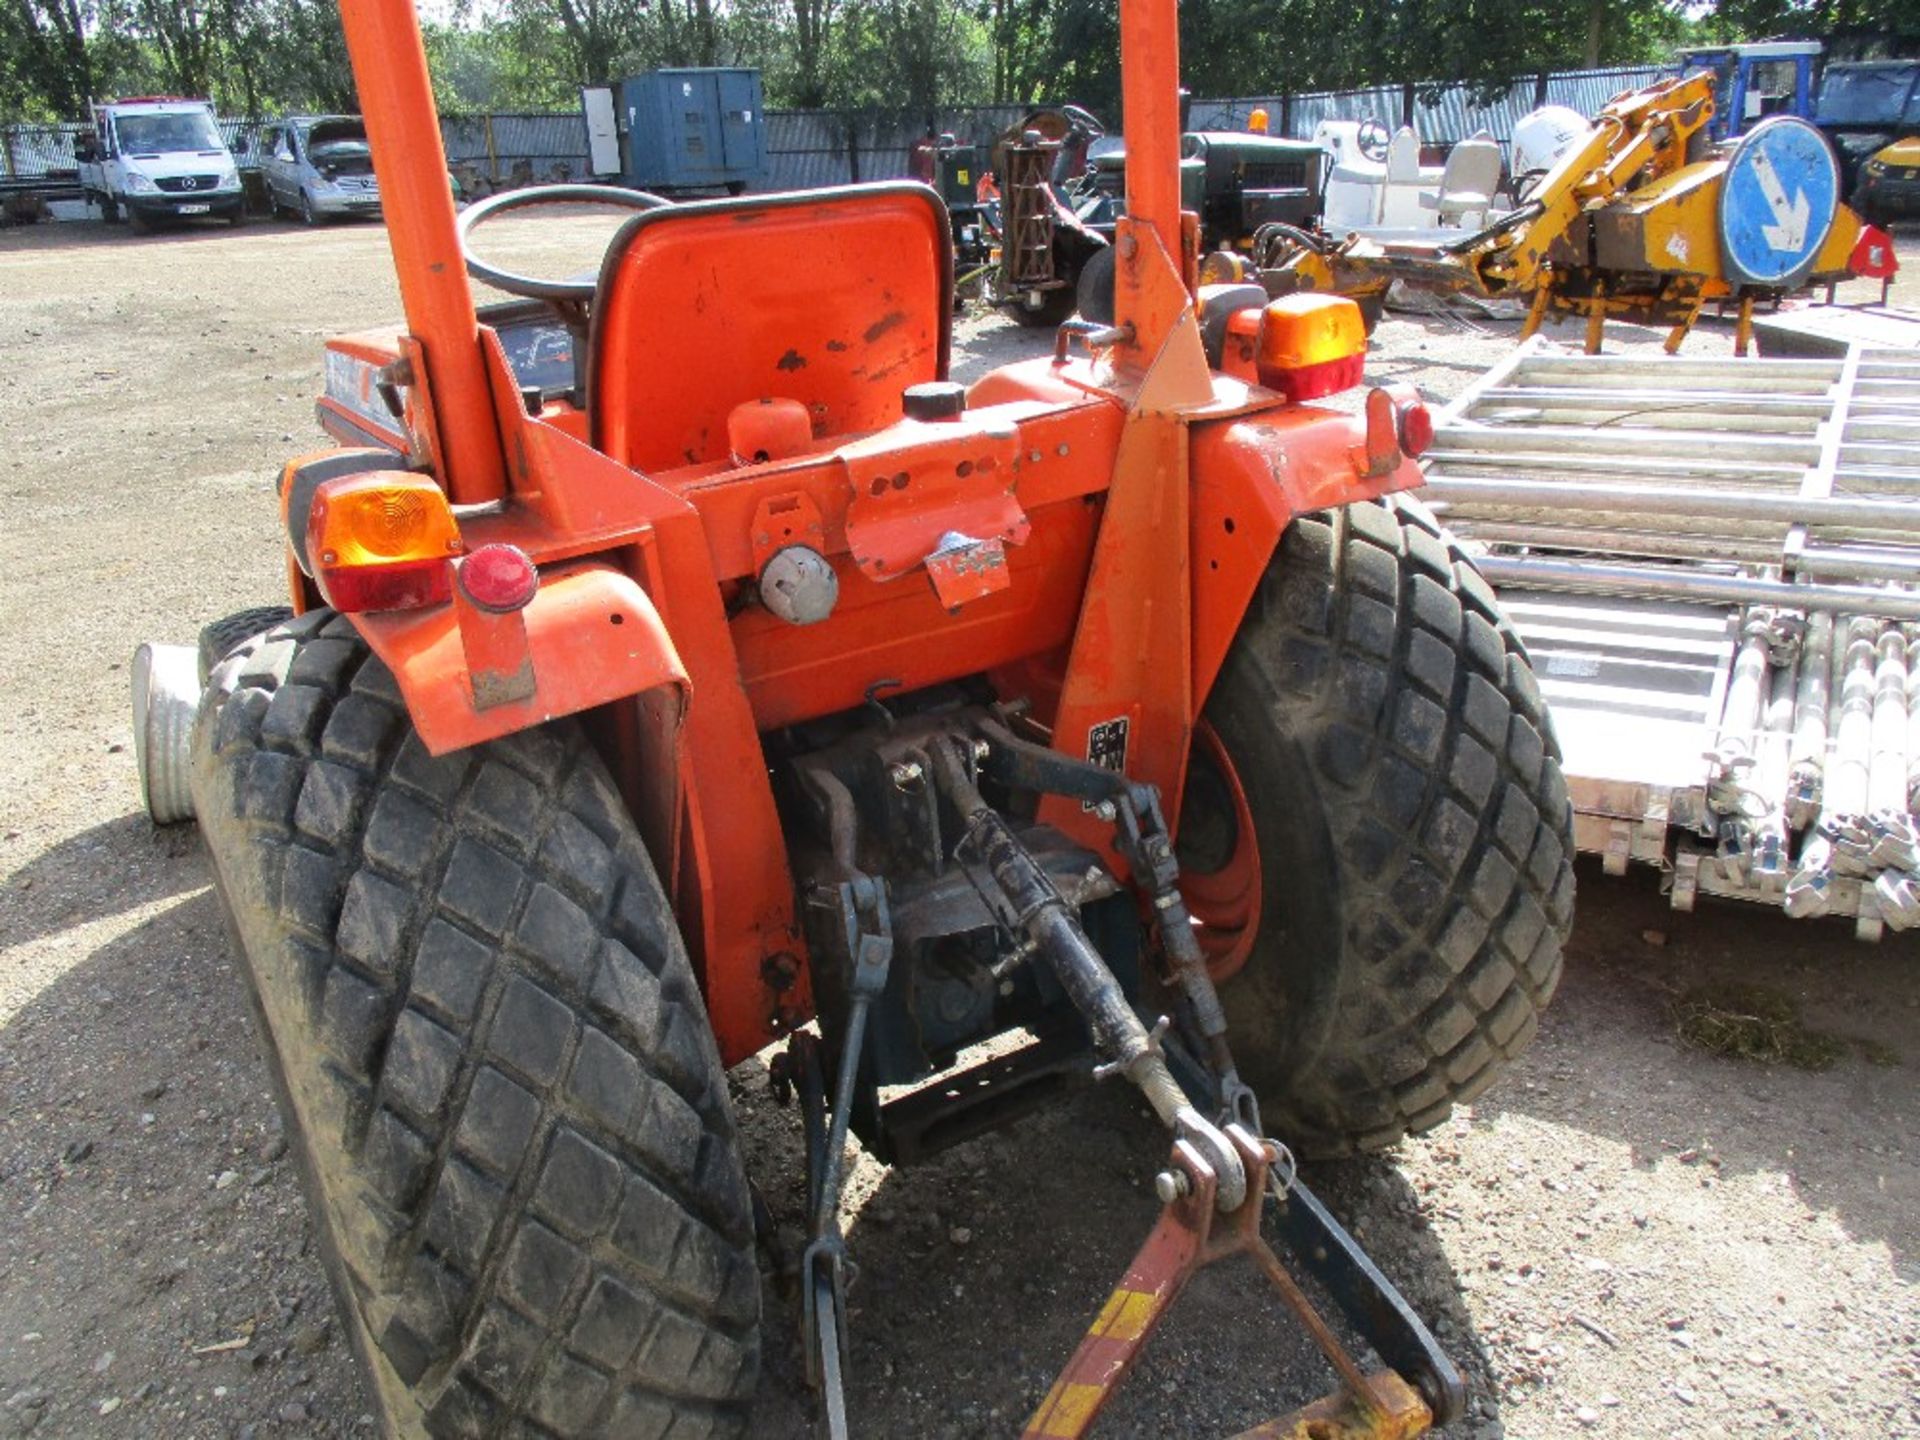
[{"x1": 1718, "y1": 116, "x2": 1839, "y2": 288}]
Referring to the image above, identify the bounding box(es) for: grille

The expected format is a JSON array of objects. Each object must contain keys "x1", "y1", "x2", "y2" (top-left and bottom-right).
[
  {"x1": 154, "y1": 174, "x2": 220, "y2": 193},
  {"x1": 1241, "y1": 161, "x2": 1308, "y2": 190}
]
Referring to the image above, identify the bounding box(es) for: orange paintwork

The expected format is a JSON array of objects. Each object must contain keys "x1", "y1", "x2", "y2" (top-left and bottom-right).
[
  {"x1": 319, "y1": 0, "x2": 1427, "y2": 1067},
  {"x1": 592, "y1": 187, "x2": 952, "y2": 472},
  {"x1": 337, "y1": 0, "x2": 503, "y2": 502},
  {"x1": 354, "y1": 562, "x2": 687, "y2": 755}
]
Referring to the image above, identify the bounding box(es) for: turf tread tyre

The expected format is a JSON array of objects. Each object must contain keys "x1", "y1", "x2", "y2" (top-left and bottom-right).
[
  {"x1": 190, "y1": 614, "x2": 759, "y2": 1439},
  {"x1": 197, "y1": 604, "x2": 296, "y2": 684},
  {"x1": 1206, "y1": 493, "x2": 1573, "y2": 1155},
  {"x1": 1006, "y1": 281, "x2": 1079, "y2": 328},
  {"x1": 1075, "y1": 246, "x2": 1116, "y2": 326}
]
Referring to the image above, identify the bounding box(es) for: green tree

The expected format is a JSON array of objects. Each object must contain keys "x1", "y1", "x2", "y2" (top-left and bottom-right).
[{"x1": 2, "y1": 0, "x2": 96, "y2": 116}]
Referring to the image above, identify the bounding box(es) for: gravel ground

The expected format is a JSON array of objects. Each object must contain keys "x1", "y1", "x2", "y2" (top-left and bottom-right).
[{"x1": 0, "y1": 212, "x2": 1916, "y2": 1440}]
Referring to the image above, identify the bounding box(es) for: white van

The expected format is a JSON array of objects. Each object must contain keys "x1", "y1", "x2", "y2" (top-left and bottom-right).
[{"x1": 75, "y1": 97, "x2": 245, "y2": 229}]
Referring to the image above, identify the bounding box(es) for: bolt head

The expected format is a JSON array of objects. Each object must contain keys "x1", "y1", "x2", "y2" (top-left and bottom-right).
[
  {"x1": 1153, "y1": 1169, "x2": 1190, "y2": 1205},
  {"x1": 1094, "y1": 800, "x2": 1117, "y2": 822},
  {"x1": 889, "y1": 760, "x2": 924, "y2": 788}
]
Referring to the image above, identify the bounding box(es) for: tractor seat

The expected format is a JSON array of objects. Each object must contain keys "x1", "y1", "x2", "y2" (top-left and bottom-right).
[
  {"x1": 587, "y1": 183, "x2": 953, "y2": 474},
  {"x1": 1420, "y1": 133, "x2": 1503, "y2": 224}
]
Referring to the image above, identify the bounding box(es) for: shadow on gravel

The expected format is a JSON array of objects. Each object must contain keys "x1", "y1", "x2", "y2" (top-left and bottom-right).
[
  {"x1": 1473, "y1": 859, "x2": 1918, "y2": 1281},
  {"x1": 0, "y1": 887, "x2": 369, "y2": 1439},
  {"x1": 2, "y1": 812, "x2": 207, "y2": 951},
  {"x1": 737, "y1": 1066, "x2": 1501, "y2": 1439}
]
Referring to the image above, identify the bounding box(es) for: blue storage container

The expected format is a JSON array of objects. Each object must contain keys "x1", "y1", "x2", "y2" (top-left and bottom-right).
[{"x1": 618, "y1": 68, "x2": 767, "y2": 193}]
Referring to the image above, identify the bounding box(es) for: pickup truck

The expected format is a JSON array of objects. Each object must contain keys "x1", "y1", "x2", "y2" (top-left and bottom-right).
[{"x1": 75, "y1": 97, "x2": 245, "y2": 229}]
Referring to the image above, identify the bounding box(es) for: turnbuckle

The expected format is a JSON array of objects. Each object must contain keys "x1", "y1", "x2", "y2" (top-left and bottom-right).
[{"x1": 931, "y1": 737, "x2": 1251, "y2": 1212}]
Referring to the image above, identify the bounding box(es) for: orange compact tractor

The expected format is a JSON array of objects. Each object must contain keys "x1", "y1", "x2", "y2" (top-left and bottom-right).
[{"x1": 158, "y1": 0, "x2": 1574, "y2": 1432}]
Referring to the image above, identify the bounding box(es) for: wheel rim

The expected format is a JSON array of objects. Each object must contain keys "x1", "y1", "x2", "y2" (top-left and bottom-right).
[{"x1": 1176, "y1": 721, "x2": 1263, "y2": 984}]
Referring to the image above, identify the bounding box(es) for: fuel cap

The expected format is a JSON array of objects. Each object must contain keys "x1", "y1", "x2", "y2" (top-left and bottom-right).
[{"x1": 902, "y1": 381, "x2": 966, "y2": 422}]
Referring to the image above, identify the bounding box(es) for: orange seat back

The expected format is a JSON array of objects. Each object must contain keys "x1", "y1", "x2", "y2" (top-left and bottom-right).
[{"x1": 589, "y1": 183, "x2": 952, "y2": 473}]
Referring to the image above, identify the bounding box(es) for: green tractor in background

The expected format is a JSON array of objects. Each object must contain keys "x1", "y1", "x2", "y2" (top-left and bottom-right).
[{"x1": 989, "y1": 101, "x2": 1330, "y2": 327}]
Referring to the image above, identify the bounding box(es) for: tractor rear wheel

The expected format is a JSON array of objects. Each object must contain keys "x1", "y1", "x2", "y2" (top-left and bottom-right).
[
  {"x1": 1179, "y1": 494, "x2": 1573, "y2": 1156},
  {"x1": 190, "y1": 614, "x2": 760, "y2": 1438},
  {"x1": 1006, "y1": 282, "x2": 1079, "y2": 329},
  {"x1": 197, "y1": 603, "x2": 295, "y2": 684},
  {"x1": 1075, "y1": 246, "x2": 1116, "y2": 326}
]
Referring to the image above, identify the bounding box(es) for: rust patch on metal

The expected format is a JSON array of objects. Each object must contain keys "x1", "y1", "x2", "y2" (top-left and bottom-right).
[
  {"x1": 777, "y1": 348, "x2": 808, "y2": 372},
  {"x1": 864, "y1": 310, "x2": 907, "y2": 344},
  {"x1": 471, "y1": 658, "x2": 536, "y2": 710}
]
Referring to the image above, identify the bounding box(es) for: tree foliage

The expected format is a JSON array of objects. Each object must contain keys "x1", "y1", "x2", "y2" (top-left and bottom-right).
[{"x1": 0, "y1": 0, "x2": 1897, "y2": 123}]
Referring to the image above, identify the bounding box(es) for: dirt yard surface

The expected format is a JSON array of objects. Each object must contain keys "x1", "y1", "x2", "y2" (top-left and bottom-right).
[{"x1": 1, "y1": 213, "x2": 1916, "y2": 1440}]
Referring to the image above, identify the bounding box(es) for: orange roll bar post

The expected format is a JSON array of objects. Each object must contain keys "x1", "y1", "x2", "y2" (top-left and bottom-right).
[
  {"x1": 1115, "y1": 0, "x2": 1190, "y2": 356},
  {"x1": 337, "y1": 0, "x2": 508, "y2": 505}
]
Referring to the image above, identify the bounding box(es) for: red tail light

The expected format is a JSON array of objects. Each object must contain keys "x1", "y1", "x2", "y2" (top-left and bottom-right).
[{"x1": 306, "y1": 473, "x2": 462, "y2": 613}]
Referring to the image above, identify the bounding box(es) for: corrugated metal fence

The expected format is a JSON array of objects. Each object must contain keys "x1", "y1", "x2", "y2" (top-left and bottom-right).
[
  {"x1": 765, "y1": 105, "x2": 1033, "y2": 188},
  {"x1": 1, "y1": 64, "x2": 1668, "y2": 187},
  {"x1": 1187, "y1": 65, "x2": 1665, "y2": 144}
]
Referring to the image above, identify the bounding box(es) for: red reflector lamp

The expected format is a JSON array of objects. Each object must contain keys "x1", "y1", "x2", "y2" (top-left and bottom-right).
[
  {"x1": 1255, "y1": 294, "x2": 1368, "y2": 401},
  {"x1": 458, "y1": 543, "x2": 539, "y2": 613},
  {"x1": 306, "y1": 472, "x2": 462, "y2": 613},
  {"x1": 1398, "y1": 400, "x2": 1434, "y2": 459},
  {"x1": 1850, "y1": 225, "x2": 1897, "y2": 281}
]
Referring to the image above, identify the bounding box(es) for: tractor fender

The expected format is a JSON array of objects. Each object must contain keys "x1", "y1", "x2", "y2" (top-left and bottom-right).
[
  {"x1": 349, "y1": 560, "x2": 689, "y2": 757},
  {"x1": 1189, "y1": 401, "x2": 1424, "y2": 706}
]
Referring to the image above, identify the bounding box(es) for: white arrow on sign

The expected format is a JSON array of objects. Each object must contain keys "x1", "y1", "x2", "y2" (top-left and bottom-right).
[{"x1": 1747, "y1": 144, "x2": 1810, "y2": 254}]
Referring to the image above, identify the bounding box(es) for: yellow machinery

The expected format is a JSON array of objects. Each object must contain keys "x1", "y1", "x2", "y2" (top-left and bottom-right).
[{"x1": 1217, "y1": 73, "x2": 1882, "y2": 353}]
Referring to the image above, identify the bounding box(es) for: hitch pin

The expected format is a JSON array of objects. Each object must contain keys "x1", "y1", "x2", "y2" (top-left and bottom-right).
[{"x1": 990, "y1": 935, "x2": 1039, "y2": 982}]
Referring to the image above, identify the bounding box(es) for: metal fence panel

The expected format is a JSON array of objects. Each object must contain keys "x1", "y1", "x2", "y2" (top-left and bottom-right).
[
  {"x1": 1545, "y1": 65, "x2": 1665, "y2": 115},
  {"x1": 439, "y1": 113, "x2": 588, "y2": 182},
  {"x1": 0, "y1": 65, "x2": 1674, "y2": 187},
  {"x1": 1, "y1": 124, "x2": 80, "y2": 179},
  {"x1": 1187, "y1": 65, "x2": 1664, "y2": 144}
]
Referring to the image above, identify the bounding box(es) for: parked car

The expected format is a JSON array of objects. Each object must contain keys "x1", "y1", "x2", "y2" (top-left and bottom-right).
[
  {"x1": 259, "y1": 115, "x2": 381, "y2": 224},
  {"x1": 75, "y1": 97, "x2": 245, "y2": 230},
  {"x1": 1856, "y1": 135, "x2": 1920, "y2": 224},
  {"x1": 1816, "y1": 60, "x2": 1920, "y2": 194}
]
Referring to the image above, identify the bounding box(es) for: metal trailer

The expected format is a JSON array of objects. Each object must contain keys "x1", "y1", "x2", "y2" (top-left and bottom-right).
[{"x1": 1421, "y1": 335, "x2": 1920, "y2": 938}]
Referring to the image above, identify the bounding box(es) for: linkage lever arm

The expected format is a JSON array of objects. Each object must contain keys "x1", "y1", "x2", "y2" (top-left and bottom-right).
[{"x1": 928, "y1": 738, "x2": 1247, "y2": 1211}]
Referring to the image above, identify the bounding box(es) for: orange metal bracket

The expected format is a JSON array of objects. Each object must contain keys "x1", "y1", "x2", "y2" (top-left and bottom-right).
[
  {"x1": 450, "y1": 578, "x2": 535, "y2": 711},
  {"x1": 1024, "y1": 1128, "x2": 1432, "y2": 1440},
  {"x1": 750, "y1": 493, "x2": 828, "y2": 574},
  {"x1": 1040, "y1": 281, "x2": 1213, "y2": 849},
  {"x1": 842, "y1": 418, "x2": 1030, "y2": 589},
  {"x1": 642, "y1": 503, "x2": 814, "y2": 1059}
]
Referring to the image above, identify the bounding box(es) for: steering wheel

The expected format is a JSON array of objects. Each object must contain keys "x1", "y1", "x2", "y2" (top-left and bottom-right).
[
  {"x1": 1357, "y1": 118, "x2": 1391, "y2": 164},
  {"x1": 456, "y1": 183, "x2": 672, "y2": 305},
  {"x1": 1057, "y1": 104, "x2": 1107, "y2": 140}
]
